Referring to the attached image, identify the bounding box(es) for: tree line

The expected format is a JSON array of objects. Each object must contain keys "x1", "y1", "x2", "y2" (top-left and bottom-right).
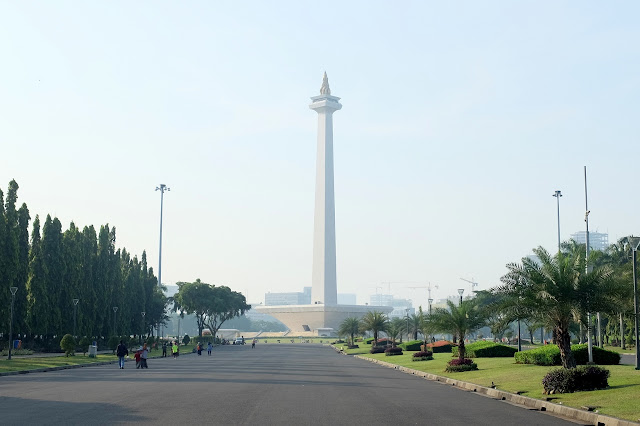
[{"x1": 0, "y1": 180, "x2": 166, "y2": 349}]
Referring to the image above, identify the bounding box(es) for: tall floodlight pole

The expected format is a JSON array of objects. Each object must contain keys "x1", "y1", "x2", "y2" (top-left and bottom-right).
[
  {"x1": 309, "y1": 72, "x2": 341, "y2": 306},
  {"x1": 8, "y1": 287, "x2": 18, "y2": 360},
  {"x1": 552, "y1": 190, "x2": 562, "y2": 252},
  {"x1": 584, "y1": 166, "x2": 594, "y2": 363},
  {"x1": 629, "y1": 236, "x2": 640, "y2": 370},
  {"x1": 73, "y1": 299, "x2": 79, "y2": 337},
  {"x1": 155, "y1": 184, "x2": 170, "y2": 338},
  {"x1": 457, "y1": 289, "x2": 464, "y2": 306},
  {"x1": 113, "y1": 307, "x2": 118, "y2": 336}
]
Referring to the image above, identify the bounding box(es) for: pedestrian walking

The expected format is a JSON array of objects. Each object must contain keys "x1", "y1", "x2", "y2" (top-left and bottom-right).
[
  {"x1": 141, "y1": 343, "x2": 149, "y2": 368},
  {"x1": 207, "y1": 341, "x2": 213, "y2": 355},
  {"x1": 251, "y1": 339, "x2": 256, "y2": 349},
  {"x1": 162, "y1": 341, "x2": 167, "y2": 357},
  {"x1": 134, "y1": 347, "x2": 142, "y2": 369},
  {"x1": 197, "y1": 342, "x2": 202, "y2": 356},
  {"x1": 116, "y1": 340, "x2": 128, "y2": 369},
  {"x1": 172, "y1": 341, "x2": 179, "y2": 358}
]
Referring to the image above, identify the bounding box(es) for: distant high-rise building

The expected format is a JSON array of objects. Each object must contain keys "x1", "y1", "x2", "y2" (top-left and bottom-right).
[
  {"x1": 570, "y1": 231, "x2": 609, "y2": 251},
  {"x1": 369, "y1": 294, "x2": 413, "y2": 318}
]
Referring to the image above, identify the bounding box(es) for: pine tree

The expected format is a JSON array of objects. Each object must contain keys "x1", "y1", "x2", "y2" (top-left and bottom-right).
[{"x1": 27, "y1": 215, "x2": 49, "y2": 335}]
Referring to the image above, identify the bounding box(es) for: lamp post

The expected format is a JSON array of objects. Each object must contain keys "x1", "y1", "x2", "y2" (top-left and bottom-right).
[
  {"x1": 428, "y1": 298, "x2": 433, "y2": 315},
  {"x1": 405, "y1": 308, "x2": 410, "y2": 342},
  {"x1": 155, "y1": 184, "x2": 169, "y2": 339},
  {"x1": 73, "y1": 299, "x2": 79, "y2": 337},
  {"x1": 8, "y1": 287, "x2": 18, "y2": 360},
  {"x1": 629, "y1": 236, "x2": 640, "y2": 370},
  {"x1": 457, "y1": 289, "x2": 464, "y2": 305},
  {"x1": 141, "y1": 311, "x2": 146, "y2": 345},
  {"x1": 113, "y1": 307, "x2": 118, "y2": 336},
  {"x1": 552, "y1": 190, "x2": 562, "y2": 252}
]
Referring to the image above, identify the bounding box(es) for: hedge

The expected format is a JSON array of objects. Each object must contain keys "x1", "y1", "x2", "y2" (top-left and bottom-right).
[
  {"x1": 422, "y1": 341, "x2": 455, "y2": 353},
  {"x1": 515, "y1": 344, "x2": 620, "y2": 366},
  {"x1": 399, "y1": 340, "x2": 423, "y2": 351},
  {"x1": 452, "y1": 341, "x2": 517, "y2": 358},
  {"x1": 542, "y1": 366, "x2": 610, "y2": 394}
]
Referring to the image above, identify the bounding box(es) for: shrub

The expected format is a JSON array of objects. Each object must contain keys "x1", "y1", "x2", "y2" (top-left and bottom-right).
[
  {"x1": 347, "y1": 345, "x2": 359, "y2": 349},
  {"x1": 400, "y1": 340, "x2": 423, "y2": 351},
  {"x1": 363, "y1": 337, "x2": 374, "y2": 344},
  {"x1": 445, "y1": 358, "x2": 478, "y2": 372},
  {"x1": 376, "y1": 338, "x2": 394, "y2": 346},
  {"x1": 60, "y1": 334, "x2": 76, "y2": 357},
  {"x1": 412, "y1": 351, "x2": 433, "y2": 361},
  {"x1": 542, "y1": 366, "x2": 610, "y2": 394},
  {"x1": 422, "y1": 341, "x2": 455, "y2": 353},
  {"x1": 452, "y1": 341, "x2": 517, "y2": 358},
  {"x1": 515, "y1": 344, "x2": 620, "y2": 366},
  {"x1": 384, "y1": 347, "x2": 403, "y2": 356},
  {"x1": 0, "y1": 348, "x2": 34, "y2": 356},
  {"x1": 108, "y1": 336, "x2": 120, "y2": 354},
  {"x1": 79, "y1": 337, "x2": 92, "y2": 355},
  {"x1": 370, "y1": 346, "x2": 385, "y2": 354},
  {"x1": 182, "y1": 334, "x2": 191, "y2": 345}
]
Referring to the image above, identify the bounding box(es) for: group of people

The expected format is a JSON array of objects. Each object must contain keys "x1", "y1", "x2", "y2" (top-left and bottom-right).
[
  {"x1": 161, "y1": 341, "x2": 181, "y2": 358},
  {"x1": 196, "y1": 341, "x2": 214, "y2": 355},
  {"x1": 115, "y1": 340, "x2": 149, "y2": 369}
]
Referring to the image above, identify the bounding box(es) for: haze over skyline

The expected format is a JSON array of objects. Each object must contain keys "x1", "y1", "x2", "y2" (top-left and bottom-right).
[{"x1": 2, "y1": 2, "x2": 639, "y2": 310}]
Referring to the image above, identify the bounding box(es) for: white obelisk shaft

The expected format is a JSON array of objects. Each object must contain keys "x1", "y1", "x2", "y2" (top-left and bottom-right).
[{"x1": 309, "y1": 73, "x2": 341, "y2": 306}]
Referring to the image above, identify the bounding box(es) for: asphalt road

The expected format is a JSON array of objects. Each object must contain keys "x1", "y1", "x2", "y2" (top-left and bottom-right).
[{"x1": 0, "y1": 344, "x2": 580, "y2": 425}]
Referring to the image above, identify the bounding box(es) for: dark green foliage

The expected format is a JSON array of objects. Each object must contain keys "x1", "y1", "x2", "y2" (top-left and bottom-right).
[
  {"x1": 445, "y1": 358, "x2": 478, "y2": 372},
  {"x1": 108, "y1": 336, "x2": 120, "y2": 353},
  {"x1": 182, "y1": 334, "x2": 191, "y2": 345},
  {"x1": 412, "y1": 351, "x2": 433, "y2": 361},
  {"x1": 79, "y1": 337, "x2": 92, "y2": 355},
  {"x1": 363, "y1": 337, "x2": 374, "y2": 344},
  {"x1": 542, "y1": 366, "x2": 610, "y2": 394},
  {"x1": 399, "y1": 340, "x2": 423, "y2": 351},
  {"x1": 60, "y1": 334, "x2": 76, "y2": 356},
  {"x1": 370, "y1": 346, "x2": 385, "y2": 354},
  {"x1": 452, "y1": 341, "x2": 517, "y2": 358},
  {"x1": 384, "y1": 346, "x2": 403, "y2": 356},
  {"x1": 515, "y1": 344, "x2": 620, "y2": 366}
]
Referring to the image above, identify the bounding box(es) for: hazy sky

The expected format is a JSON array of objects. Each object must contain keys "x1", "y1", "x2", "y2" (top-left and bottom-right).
[{"x1": 2, "y1": 2, "x2": 639, "y2": 309}]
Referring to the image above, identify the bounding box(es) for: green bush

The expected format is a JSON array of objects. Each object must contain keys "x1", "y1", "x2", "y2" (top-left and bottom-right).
[
  {"x1": 0, "y1": 348, "x2": 34, "y2": 356},
  {"x1": 445, "y1": 358, "x2": 478, "y2": 372},
  {"x1": 384, "y1": 347, "x2": 403, "y2": 356},
  {"x1": 412, "y1": 351, "x2": 433, "y2": 361},
  {"x1": 60, "y1": 334, "x2": 77, "y2": 357},
  {"x1": 515, "y1": 344, "x2": 620, "y2": 366},
  {"x1": 363, "y1": 337, "x2": 374, "y2": 344},
  {"x1": 452, "y1": 341, "x2": 517, "y2": 358},
  {"x1": 370, "y1": 346, "x2": 385, "y2": 354},
  {"x1": 108, "y1": 336, "x2": 120, "y2": 353},
  {"x1": 78, "y1": 337, "x2": 92, "y2": 355},
  {"x1": 399, "y1": 340, "x2": 423, "y2": 351},
  {"x1": 542, "y1": 366, "x2": 610, "y2": 394},
  {"x1": 182, "y1": 334, "x2": 191, "y2": 345}
]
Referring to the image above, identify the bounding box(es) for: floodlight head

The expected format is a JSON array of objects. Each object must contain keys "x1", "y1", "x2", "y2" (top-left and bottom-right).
[
  {"x1": 629, "y1": 236, "x2": 640, "y2": 251},
  {"x1": 142, "y1": 312, "x2": 146, "y2": 316},
  {"x1": 10, "y1": 287, "x2": 18, "y2": 296},
  {"x1": 457, "y1": 288, "x2": 465, "y2": 296},
  {"x1": 553, "y1": 190, "x2": 562, "y2": 198},
  {"x1": 428, "y1": 298, "x2": 433, "y2": 304},
  {"x1": 113, "y1": 306, "x2": 118, "y2": 312},
  {"x1": 73, "y1": 298, "x2": 79, "y2": 305}
]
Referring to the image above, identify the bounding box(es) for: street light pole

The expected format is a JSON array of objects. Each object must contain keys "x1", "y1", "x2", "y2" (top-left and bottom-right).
[
  {"x1": 405, "y1": 308, "x2": 410, "y2": 342},
  {"x1": 73, "y1": 299, "x2": 79, "y2": 337},
  {"x1": 155, "y1": 184, "x2": 169, "y2": 339},
  {"x1": 141, "y1": 311, "x2": 146, "y2": 345},
  {"x1": 552, "y1": 190, "x2": 562, "y2": 252},
  {"x1": 8, "y1": 287, "x2": 17, "y2": 360},
  {"x1": 428, "y1": 298, "x2": 433, "y2": 315},
  {"x1": 457, "y1": 289, "x2": 464, "y2": 306},
  {"x1": 113, "y1": 307, "x2": 118, "y2": 336},
  {"x1": 629, "y1": 236, "x2": 640, "y2": 370},
  {"x1": 584, "y1": 166, "x2": 594, "y2": 363}
]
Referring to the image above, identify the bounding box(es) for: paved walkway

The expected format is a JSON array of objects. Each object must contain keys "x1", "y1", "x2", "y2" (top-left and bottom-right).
[{"x1": 0, "y1": 344, "x2": 577, "y2": 425}]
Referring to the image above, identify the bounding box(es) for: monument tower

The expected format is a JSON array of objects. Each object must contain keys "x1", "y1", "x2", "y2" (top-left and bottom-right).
[{"x1": 309, "y1": 72, "x2": 341, "y2": 306}]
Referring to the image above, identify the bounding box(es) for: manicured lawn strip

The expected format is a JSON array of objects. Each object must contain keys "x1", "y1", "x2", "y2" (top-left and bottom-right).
[
  {"x1": 347, "y1": 344, "x2": 640, "y2": 422},
  {"x1": 0, "y1": 354, "x2": 118, "y2": 373}
]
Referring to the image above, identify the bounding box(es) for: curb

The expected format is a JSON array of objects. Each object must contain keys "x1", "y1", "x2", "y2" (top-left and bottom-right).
[
  {"x1": 0, "y1": 352, "x2": 190, "y2": 377},
  {"x1": 353, "y1": 354, "x2": 639, "y2": 426}
]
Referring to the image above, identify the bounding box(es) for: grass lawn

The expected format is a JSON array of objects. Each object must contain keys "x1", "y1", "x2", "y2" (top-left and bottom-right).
[
  {"x1": 0, "y1": 354, "x2": 118, "y2": 373},
  {"x1": 346, "y1": 343, "x2": 640, "y2": 422}
]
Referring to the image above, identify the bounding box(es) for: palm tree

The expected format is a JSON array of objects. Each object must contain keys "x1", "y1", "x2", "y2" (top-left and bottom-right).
[
  {"x1": 497, "y1": 246, "x2": 618, "y2": 368},
  {"x1": 387, "y1": 318, "x2": 405, "y2": 345},
  {"x1": 410, "y1": 313, "x2": 421, "y2": 340},
  {"x1": 338, "y1": 317, "x2": 361, "y2": 346},
  {"x1": 360, "y1": 311, "x2": 389, "y2": 346},
  {"x1": 430, "y1": 298, "x2": 486, "y2": 361}
]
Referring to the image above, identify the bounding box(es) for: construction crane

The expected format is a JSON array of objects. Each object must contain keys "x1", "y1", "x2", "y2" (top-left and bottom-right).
[
  {"x1": 407, "y1": 282, "x2": 439, "y2": 301},
  {"x1": 460, "y1": 277, "x2": 479, "y2": 296}
]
